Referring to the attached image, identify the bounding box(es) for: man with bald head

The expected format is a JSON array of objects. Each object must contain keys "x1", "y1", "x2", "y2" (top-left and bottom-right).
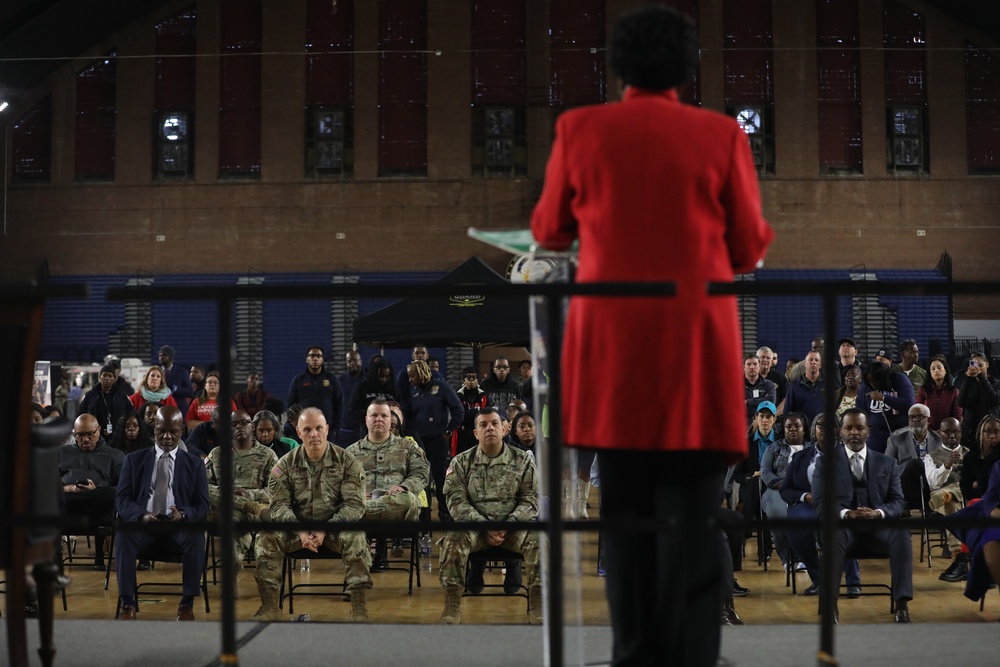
[
  {"x1": 114, "y1": 405, "x2": 210, "y2": 620},
  {"x1": 252, "y1": 407, "x2": 372, "y2": 622},
  {"x1": 886, "y1": 403, "x2": 944, "y2": 512},
  {"x1": 59, "y1": 413, "x2": 125, "y2": 569}
]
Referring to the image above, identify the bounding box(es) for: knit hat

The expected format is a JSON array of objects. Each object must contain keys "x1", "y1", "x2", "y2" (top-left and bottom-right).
[
  {"x1": 99, "y1": 364, "x2": 116, "y2": 376},
  {"x1": 158, "y1": 345, "x2": 176, "y2": 361}
]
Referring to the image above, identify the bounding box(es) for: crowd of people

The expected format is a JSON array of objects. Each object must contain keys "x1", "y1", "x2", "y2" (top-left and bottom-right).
[
  {"x1": 732, "y1": 337, "x2": 1000, "y2": 624},
  {"x1": 26, "y1": 334, "x2": 1000, "y2": 628},
  {"x1": 36, "y1": 341, "x2": 544, "y2": 624}
]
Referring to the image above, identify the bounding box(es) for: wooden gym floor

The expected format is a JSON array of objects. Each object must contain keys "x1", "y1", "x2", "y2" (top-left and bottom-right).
[{"x1": 7, "y1": 493, "x2": 996, "y2": 626}]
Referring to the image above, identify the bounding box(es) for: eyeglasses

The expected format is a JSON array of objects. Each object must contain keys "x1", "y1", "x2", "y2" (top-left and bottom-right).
[
  {"x1": 464, "y1": 374, "x2": 478, "y2": 380},
  {"x1": 908, "y1": 415, "x2": 929, "y2": 421},
  {"x1": 73, "y1": 428, "x2": 99, "y2": 439}
]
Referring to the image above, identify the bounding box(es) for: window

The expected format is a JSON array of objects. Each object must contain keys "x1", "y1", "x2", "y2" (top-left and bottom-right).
[
  {"x1": 662, "y1": 0, "x2": 701, "y2": 106},
  {"x1": 723, "y1": 0, "x2": 773, "y2": 175},
  {"x1": 305, "y1": 0, "x2": 354, "y2": 177},
  {"x1": 75, "y1": 53, "x2": 117, "y2": 181},
  {"x1": 883, "y1": 0, "x2": 927, "y2": 173},
  {"x1": 309, "y1": 108, "x2": 352, "y2": 176},
  {"x1": 378, "y1": 0, "x2": 427, "y2": 177},
  {"x1": 219, "y1": 0, "x2": 261, "y2": 178},
  {"x1": 549, "y1": 0, "x2": 606, "y2": 110},
  {"x1": 817, "y1": 0, "x2": 862, "y2": 175},
  {"x1": 154, "y1": 7, "x2": 197, "y2": 179},
  {"x1": 10, "y1": 96, "x2": 52, "y2": 183},
  {"x1": 965, "y1": 42, "x2": 1000, "y2": 174},
  {"x1": 471, "y1": 0, "x2": 526, "y2": 175}
]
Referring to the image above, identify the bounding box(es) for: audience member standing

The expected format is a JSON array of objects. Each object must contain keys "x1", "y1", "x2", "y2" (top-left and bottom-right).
[
  {"x1": 80, "y1": 364, "x2": 134, "y2": 439},
  {"x1": 916, "y1": 354, "x2": 962, "y2": 430},
  {"x1": 158, "y1": 345, "x2": 194, "y2": 419},
  {"x1": 479, "y1": 357, "x2": 522, "y2": 411},
  {"x1": 286, "y1": 345, "x2": 343, "y2": 433}
]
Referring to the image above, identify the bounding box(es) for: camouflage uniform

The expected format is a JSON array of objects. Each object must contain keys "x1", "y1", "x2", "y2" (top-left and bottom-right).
[
  {"x1": 439, "y1": 444, "x2": 540, "y2": 589},
  {"x1": 205, "y1": 443, "x2": 278, "y2": 569},
  {"x1": 346, "y1": 433, "x2": 430, "y2": 521},
  {"x1": 254, "y1": 443, "x2": 372, "y2": 591}
]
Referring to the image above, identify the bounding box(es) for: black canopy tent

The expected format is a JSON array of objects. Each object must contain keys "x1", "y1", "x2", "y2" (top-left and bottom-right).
[{"x1": 352, "y1": 257, "x2": 530, "y2": 350}]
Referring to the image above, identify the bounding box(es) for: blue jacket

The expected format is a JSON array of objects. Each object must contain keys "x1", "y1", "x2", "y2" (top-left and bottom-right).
[
  {"x1": 780, "y1": 444, "x2": 819, "y2": 505},
  {"x1": 949, "y1": 460, "x2": 1000, "y2": 601},
  {"x1": 859, "y1": 371, "x2": 915, "y2": 453},
  {"x1": 811, "y1": 444, "x2": 905, "y2": 519},
  {"x1": 162, "y1": 363, "x2": 194, "y2": 418},
  {"x1": 115, "y1": 446, "x2": 209, "y2": 523},
  {"x1": 784, "y1": 374, "x2": 825, "y2": 425},
  {"x1": 287, "y1": 367, "x2": 343, "y2": 433},
  {"x1": 407, "y1": 378, "x2": 464, "y2": 439}
]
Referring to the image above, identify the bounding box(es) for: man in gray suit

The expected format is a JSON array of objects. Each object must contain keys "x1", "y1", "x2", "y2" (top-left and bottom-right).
[
  {"x1": 885, "y1": 403, "x2": 944, "y2": 512},
  {"x1": 813, "y1": 408, "x2": 913, "y2": 623}
]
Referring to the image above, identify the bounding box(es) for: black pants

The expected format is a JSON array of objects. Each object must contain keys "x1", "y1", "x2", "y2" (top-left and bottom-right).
[
  {"x1": 421, "y1": 433, "x2": 452, "y2": 522},
  {"x1": 65, "y1": 486, "x2": 115, "y2": 565},
  {"x1": 899, "y1": 458, "x2": 926, "y2": 511},
  {"x1": 598, "y1": 450, "x2": 725, "y2": 667}
]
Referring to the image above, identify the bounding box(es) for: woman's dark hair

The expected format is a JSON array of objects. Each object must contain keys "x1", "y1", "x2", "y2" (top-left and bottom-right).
[
  {"x1": 510, "y1": 411, "x2": 536, "y2": 449},
  {"x1": 609, "y1": 5, "x2": 698, "y2": 91},
  {"x1": 927, "y1": 354, "x2": 954, "y2": 388},
  {"x1": 110, "y1": 412, "x2": 153, "y2": 453}
]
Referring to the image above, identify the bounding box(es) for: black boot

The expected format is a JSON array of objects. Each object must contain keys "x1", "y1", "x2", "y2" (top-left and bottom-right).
[
  {"x1": 503, "y1": 560, "x2": 523, "y2": 595},
  {"x1": 939, "y1": 553, "x2": 970, "y2": 582},
  {"x1": 371, "y1": 539, "x2": 390, "y2": 572},
  {"x1": 465, "y1": 560, "x2": 486, "y2": 594}
]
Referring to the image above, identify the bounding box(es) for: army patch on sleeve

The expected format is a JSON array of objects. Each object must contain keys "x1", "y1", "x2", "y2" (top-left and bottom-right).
[
  {"x1": 445, "y1": 466, "x2": 453, "y2": 476},
  {"x1": 272, "y1": 465, "x2": 284, "y2": 479}
]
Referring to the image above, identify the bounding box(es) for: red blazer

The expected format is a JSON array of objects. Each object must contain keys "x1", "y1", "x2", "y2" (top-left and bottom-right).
[{"x1": 531, "y1": 88, "x2": 773, "y2": 461}]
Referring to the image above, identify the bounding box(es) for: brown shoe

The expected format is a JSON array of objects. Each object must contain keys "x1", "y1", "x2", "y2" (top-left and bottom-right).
[
  {"x1": 177, "y1": 605, "x2": 195, "y2": 621},
  {"x1": 119, "y1": 605, "x2": 138, "y2": 620}
]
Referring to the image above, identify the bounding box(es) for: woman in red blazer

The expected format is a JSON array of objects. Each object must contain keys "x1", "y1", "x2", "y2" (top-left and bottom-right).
[{"x1": 531, "y1": 6, "x2": 773, "y2": 666}]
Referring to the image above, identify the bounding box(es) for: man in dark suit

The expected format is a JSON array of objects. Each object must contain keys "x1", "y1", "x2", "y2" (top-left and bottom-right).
[
  {"x1": 812, "y1": 408, "x2": 913, "y2": 622},
  {"x1": 114, "y1": 405, "x2": 209, "y2": 620},
  {"x1": 781, "y1": 414, "x2": 861, "y2": 598}
]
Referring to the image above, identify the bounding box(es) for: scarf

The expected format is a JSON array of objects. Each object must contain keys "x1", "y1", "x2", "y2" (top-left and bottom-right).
[{"x1": 140, "y1": 385, "x2": 171, "y2": 403}]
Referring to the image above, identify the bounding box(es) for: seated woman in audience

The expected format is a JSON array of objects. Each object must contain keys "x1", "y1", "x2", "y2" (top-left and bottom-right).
[
  {"x1": 128, "y1": 365, "x2": 177, "y2": 412},
  {"x1": 833, "y1": 366, "x2": 862, "y2": 419},
  {"x1": 185, "y1": 371, "x2": 236, "y2": 432},
  {"x1": 252, "y1": 409, "x2": 296, "y2": 459},
  {"x1": 948, "y1": 414, "x2": 1000, "y2": 605},
  {"x1": 109, "y1": 412, "x2": 154, "y2": 454},
  {"x1": 760, "y1": 412, "x2": 808, "y2": 570},
  {"x1": 917, "y1": 354, "x2": 962, "y2": 430},
  {"x1": 510, "y1": 412, "x2": 537, "y2": 453}
]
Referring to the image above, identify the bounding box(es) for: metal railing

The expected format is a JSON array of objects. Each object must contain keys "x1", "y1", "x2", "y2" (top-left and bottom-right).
[{"x1": 5, "y1": 277, "x2": 1000, "y2": 666}]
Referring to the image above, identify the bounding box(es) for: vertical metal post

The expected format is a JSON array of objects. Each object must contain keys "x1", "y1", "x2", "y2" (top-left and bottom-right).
[
  {"x1": 545, "y1": 293, "x2": 565, "y2": 667},
  {"x1": 817, "y1": 293, "x2": 839, "y2": 666},
  {"x1": 216, "y1": 297, "x2": 237, "y2": 664}
]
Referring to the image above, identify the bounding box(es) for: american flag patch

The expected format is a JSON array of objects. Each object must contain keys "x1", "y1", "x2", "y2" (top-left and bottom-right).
[{"x1": 272, "y1": 465, "x2": 284, "y2": 479}]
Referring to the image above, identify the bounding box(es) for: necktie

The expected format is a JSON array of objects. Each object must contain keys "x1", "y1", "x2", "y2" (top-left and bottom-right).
[
  {"x1": 851, "y1": 453, "x2": 864, "y2": 481},
  {"x1": 152, "y1": 452, "x2": 172, "y2": 515}
]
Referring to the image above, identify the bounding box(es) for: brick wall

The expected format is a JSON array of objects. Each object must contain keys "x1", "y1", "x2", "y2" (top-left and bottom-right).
[{"x1": 0, "y1": 0, "x2": 997, "y2": 317}]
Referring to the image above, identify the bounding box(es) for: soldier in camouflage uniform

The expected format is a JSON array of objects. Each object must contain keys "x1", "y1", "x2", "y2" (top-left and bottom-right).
[
  {"x1": 347, "y1": 400, "x2": 430, "y2": 568},
  {"x1": 252, "y1": 407, "x2": 373, "y2": 622},
  {"x1": 439, "y1": 407, "x2": 542, "y2": 625},
  {"x1": 205, "y1": 410, "x2": 277, "y2": 578},
  {"x1": 347, "y1": 400, "x2": 430, "y2": 521}
]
